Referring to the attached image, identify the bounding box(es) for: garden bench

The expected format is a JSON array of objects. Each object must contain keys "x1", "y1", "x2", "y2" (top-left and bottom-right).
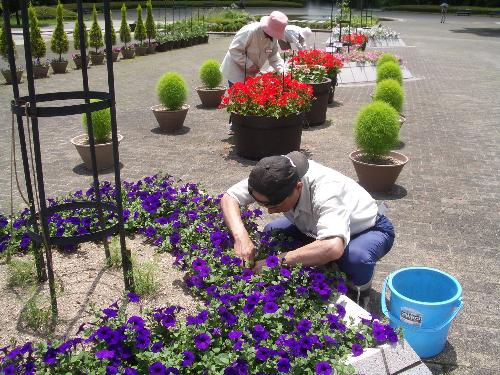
[{"x1": 456, "y1": 10, "x2": 472, "y2": 16}]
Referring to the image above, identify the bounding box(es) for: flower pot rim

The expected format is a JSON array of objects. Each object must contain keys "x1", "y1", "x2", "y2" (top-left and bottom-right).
[
  {"x1": 150, "y1": 104, "x2": 190, "y2": 113},
  {"x1": 349, "y1": 150, "x2": 409, "y2": 167},
  {"x1": 195, "y1": 86, "x2": 227, "y2": 91},
  {"x1": 71, "y1": 133, "x2": 123, "y2": 147},
  {"x1": 231, "y1": 112, "x2": 304, "y2": 120}
]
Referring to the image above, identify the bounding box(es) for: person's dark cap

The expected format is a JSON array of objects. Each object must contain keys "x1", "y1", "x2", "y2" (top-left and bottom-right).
[{"x1": 248, "y1": 151, "x2": 309, "y2": 204}]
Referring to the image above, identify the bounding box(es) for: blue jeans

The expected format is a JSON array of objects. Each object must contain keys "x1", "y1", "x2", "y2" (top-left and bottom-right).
[{"x1": 263, "y1": 215, "x2": 395, "y2": 286}]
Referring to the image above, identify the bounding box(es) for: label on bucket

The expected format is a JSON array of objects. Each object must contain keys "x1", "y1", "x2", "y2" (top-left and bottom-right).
[{"x1": 400, "y1": 308, "x2": 422, "y2": 326}]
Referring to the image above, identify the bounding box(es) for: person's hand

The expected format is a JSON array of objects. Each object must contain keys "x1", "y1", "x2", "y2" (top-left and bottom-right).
[
  {"x1": 234, "y1": 237, "x2": 255, "y2": 265},
  {"x1": 252, "y1": 259, "x2": 266, "y2": 274}
]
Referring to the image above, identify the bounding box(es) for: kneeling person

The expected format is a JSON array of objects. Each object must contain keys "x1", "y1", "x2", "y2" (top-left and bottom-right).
[{"x1": 221, "y1": 151, "x2": 395, "y2": 306}]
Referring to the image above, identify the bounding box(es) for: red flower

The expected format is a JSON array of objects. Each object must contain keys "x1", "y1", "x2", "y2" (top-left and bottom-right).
[
  {"x1": 341, "y1": 33, "x2": 368, "y2": 46},
  {"x1": 219, "y1": 72, "x2": 313, "y2": 118},
  {"x1": 289, "y1": 49, "x2": 344, "y2": 77}
]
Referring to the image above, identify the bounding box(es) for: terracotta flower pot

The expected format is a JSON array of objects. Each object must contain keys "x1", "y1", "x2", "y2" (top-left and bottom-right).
[
  {"x1": 121, "y1": 48, "x2": 135, "y2": 59},
  {"x1": 1, "y1": 69, "x2": 23, "y2": 84},
  {"x1": 196, "y1": 86, "x2": 227, "y2": 108},
  {"x1": 135, "y1": 45, "x2": 148, "y2": 56},
  {"x1": 33, "y1": 65, "x2": 50, "y2": 79},
  {"x1": 232, "y1": 113, "x2": 304, "y2": 160},
  {"x1": 72, "y1": 55, "x2": 90, "y2": 69},
  {"x1": 51, "y1": 60, "x2": 68, "y2": 74},
  {"x1": 90, "y1": 52, "x2": 105, "y2": 65},
  {"x1": 151, "y1": 104, "x2": 189, "y2": 132},
  {"x1": 112, "y1": 51, "x2": 120, "y2": 62},
  {"x1": 71, "y1": 134, "x2": 123, "y2": 171},
  {"x1": 146, "y1": 43, "x2": 157, "y2": 54},
  {"x1": 305, "y1": 78, "x2": 331, "y2": 126},
  {"x1": 349, "y1": 150, "x2": 409, "y2": 192}
]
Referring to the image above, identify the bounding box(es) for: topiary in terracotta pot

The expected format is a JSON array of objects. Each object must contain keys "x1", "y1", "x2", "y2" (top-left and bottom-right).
[
  {"x1": 196, "y1": 59, "x2": 227, "y2": 108},
  {"x1": 373, "y1": 78, "x2": 404, "y2": 114},
  {"x1": 350, "y1": 101, "x2": 408, "y2": 192},
  {"x1": 151, "y1": 72, "x2": 189, "y2": 132},
  {"x1": 71, "y1": 99, "x2": 122, "y2": 171}
]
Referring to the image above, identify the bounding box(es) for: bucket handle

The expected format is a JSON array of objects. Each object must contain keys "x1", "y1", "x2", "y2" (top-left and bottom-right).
[{"x1": 381, "y1": 276, "x2": 464, "y2": 333}]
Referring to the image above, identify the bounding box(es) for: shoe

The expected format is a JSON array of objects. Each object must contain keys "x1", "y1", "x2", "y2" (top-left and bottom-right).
[
  {"x1": 347, "y1": 287, "x2": 371, "y2": 310},
  {"x1": 228, "y1": 122, "x2": 234, "y2": 135}
]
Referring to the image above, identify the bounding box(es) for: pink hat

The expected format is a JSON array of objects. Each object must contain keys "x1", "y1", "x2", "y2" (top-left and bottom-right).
[{"x1": 260, "y1": 11, "x2": 288, "y2": 40}]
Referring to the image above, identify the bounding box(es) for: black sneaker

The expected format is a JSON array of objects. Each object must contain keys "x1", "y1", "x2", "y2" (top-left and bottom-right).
[{"x1": 347, "y1": 288, "x2": 371, "y2": 310}]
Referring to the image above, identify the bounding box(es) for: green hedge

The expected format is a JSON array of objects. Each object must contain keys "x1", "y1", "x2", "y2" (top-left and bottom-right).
[{"x1": 385, "y1": 5, "x2": 500, "y2": 14}]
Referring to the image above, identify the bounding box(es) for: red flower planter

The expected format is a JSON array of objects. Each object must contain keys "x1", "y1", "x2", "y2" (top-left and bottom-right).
[{"x1": 305, "y1": 78, "x2": 331, "y2": 126}]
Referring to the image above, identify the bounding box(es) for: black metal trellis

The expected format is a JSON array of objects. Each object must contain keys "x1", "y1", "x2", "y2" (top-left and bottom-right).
[{"x1": 3, "y1": 0, "x2": 134, "y2": 317}]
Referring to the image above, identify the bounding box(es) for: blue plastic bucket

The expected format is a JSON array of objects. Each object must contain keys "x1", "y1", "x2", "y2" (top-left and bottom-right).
[{"x1": 381, "y1": 267, "x2": 463, "y2": 358}]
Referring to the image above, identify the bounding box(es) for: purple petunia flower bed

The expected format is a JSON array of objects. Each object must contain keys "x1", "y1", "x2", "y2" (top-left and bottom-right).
[{"x1": 0, "y1": 174, "x2": 398, "y2": 374}]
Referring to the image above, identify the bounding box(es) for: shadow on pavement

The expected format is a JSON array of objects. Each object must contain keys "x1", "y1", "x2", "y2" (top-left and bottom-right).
[
  {"x1": 394, "y1": 140, "x2": 406, "y2": 150},
  {"x1": 150, "y1": 126, "x2": 191, "y2": 135},
  {"x1": 370, "y1": 184, "x2": 408, "y2": 200},
  {"x1": 72, "y1": 162, "x2": 123, "y2": 176},
  {"x1": 450, "y1": 27, "x2": 500, "y2": 38}
]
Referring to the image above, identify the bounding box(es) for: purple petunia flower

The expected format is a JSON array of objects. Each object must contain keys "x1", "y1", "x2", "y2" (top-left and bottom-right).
[
  {"x1": 352, "y1": 343, "x2": 363, "y2": 357},
  {"x1": 263, "y1": 301, "x2": 279, "y2": 314},
  {"x1": 265, "y1": 256, "x2": 279, "y2": 268},
  {"x1": 277, "y1": 357, "x2": 291, "y2": 373},
  {"x1": 124, "y1": 369, "x2": 138, "y2": 375},
  {"x1": 255, "y1": 346, "x2": 272, "y2": 361},
  {"x1": 251, "y1": 324, "x2": 269, "y2": 342},
  {"x1": 279, "y1": 268, "x2": 291, "y2": 278},
  {"x1": 315, "y1": 361, "x2": 332, "y2": 375},
  {"x1": 182, "y1": 350, "x2": 195, "y2": 367},
  {"x1": 194, "y1": 333, "x2": 211, "y2": 350},
  {"x1": 151, "y1": 342, "x2": 164, "y2": 353},
  {"x1": 336, "y1": 283, "x2": 348, "y2": 295},
  {"x1": 95, "y1": 349, "x2": 115, "y2": 360},
  {"x1": 192, "y1": 258, "x2": 207, "y2": 271},
  {"x1": 228, "y1": 330, "x2": 243, "y2": 340},
  {"x1": 169, "y1": 232, "x2": 181, "y2": 245},
  {"x1": 296, "y1": 319, "x2": 312, "y2": 334},
  {"x1": 127, "y1": 292, "x2": 140, "y2": 303},
  {"x1": 148, "y1": 362, "x2": 167, "y2": 374},
  {"x1": 283, "y1": 306, "x2": 295, "y2": 318}
]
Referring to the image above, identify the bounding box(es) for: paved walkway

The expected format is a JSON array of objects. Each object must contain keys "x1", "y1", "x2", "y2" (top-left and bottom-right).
[{"x1": 0, "y1": 11, "x2": 499, "y2": 374}]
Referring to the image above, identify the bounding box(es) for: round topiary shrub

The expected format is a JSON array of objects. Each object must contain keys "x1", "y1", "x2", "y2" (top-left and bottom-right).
[
  {"x1": 373, "y1": 79, "x2": 404, "y2": 113},
  {"x1": 354, "y1": 101, "x2": 399, "y2": 160},
  {"x1": 199, "y1": 59, "x2": 223, "y2": 89},
  {"x1": 376, "y1": 53, "x2": 398, "y2": 68},
  {"x1": 82, "y1": 99, "x2": 111, "y2": 143},
  {"x1": 156, "y1": 72, "x2": 188, "y2": 111},
  {"x1": 376, "y1": 61, "x2": 403, "y2": 86}
]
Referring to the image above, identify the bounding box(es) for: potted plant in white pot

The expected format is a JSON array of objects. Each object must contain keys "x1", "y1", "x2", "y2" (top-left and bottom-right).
[
  {"x1": 349, "y1": 101, "x2": 408, "y2": 192},
  {"x1": 50, "y1": 0, "x2": 69, "y2": 74},
  {"x1": 28, "y1": 4, "x2": 50, "y2": 79},
  {"x1": 196, "y1": 59, "x2": 226, "y2": 108},
  {"x1": 119, "y1": 3, "x2": 134, "y2": 59},
  {"x1": 0, "y1": 24, "x2": 24, "y2": 84},
  {"x1": 151, "y1": 71, "x2": 189, "y2": 132},
  {"x1": 89, "y1": 4, "x2": 105, "y2": 65},
  {"x1": 72, "y1": 17, "x2": 89, "y2": 69},
  {"x1": 71, "y1": 100, "x2": 123, "y2": 171}
]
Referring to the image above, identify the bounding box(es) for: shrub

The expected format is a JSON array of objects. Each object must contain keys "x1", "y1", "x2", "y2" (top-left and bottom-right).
[
  {"x1": 109, "y1": 10, "x2": 117, "y2": 46},
  {"x1": 73, "y1": 19, "x2": 89, "y2": 51},
  {"x1": 50, "y1": 1, "x2": 69, "y2": 62},
  {"x1": 29, "y1": 4, "x2": 47, "y2": 61},
  {"x1": 376, "y1": 53, "x2": 398, "y2": 68},
  {"x1": 373, "y1": 79, "x2": 404, "y2": 113},
  {"x1": 0, "y1": 24, "x2": 17, "y2": 61},
  {"x1": 7, "y1": 258, "x2": 37, "y2": 287},
  {"x1": 134, "y1": 4, "x2": 146, "y2": 45},
  {"x1": 145, "y1": 0, "x2": 156, "y2": 44},
  {"x1": 82, "y1": 99, "x2": 112, "y2": 143},
  {"x1": 376, "y1": 61, "x2": 403, "y2": 85},
  {"x1": 132, "y1": 260, "x2": 159, "y2": 297},
  {"x1": 156, "y1": 72, "x2": 188, "y2": 111},
  {"x1": 89, "y1": 4, "x2": 104, "y2": 53},
  {"x1": 199, "y1": 59, "x2": 223, "y2": 88},
  {"x1": 31, "y1": 5, "x2": 76, "y2": 20},
  {"x1": 119, "y1": 3, "x2": 131, "y2": 48},
  {"x1": 19, "y1": 296, "x2": 52, "y2": 333},
  {"x1": 354, "y1": 101, "x2": 399, "y2": 160}
]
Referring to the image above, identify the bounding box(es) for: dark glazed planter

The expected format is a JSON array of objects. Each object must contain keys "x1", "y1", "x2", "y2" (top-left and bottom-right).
[
  {"x1": 349, "y1": 150, "x2": 408, "y2": 192},
  {"x1": 146, "y1": 43, "x2": 157, "y2": 54},
  {"x1": 90, "y1": 52, "x2": 105, "y2": 65},
  {"x1": 112, "y1": 51, "x2": 120, "y2": 62},
  {"x1": 121, "y1": 48, "x2": 135, "y2": 59},
  {"x1": 135, "y1": 45, "x2": 148, "y2": 56},
  {"x1": 305, "y1": 78, "x2": 331, "y2": 126},
  {"x1": 196, "y1": 86, "x2": 227, "y2": 108},
  {"x1": 151, "y1": 104, "x2": 189, "y2": 132},
  {"x1": 33, "y1": 65, "x2": 50, "y2": 79},
  {"x1": 72, "y1": 55, "x2": 90, "y2": 69},
  {"x1": 51, "y1": 60, "x2": 68, "y2": 74},
  {"x1": 232, "y1": 113, "x2": 304, "y2": 160},
  {"x1": 1, "y1": 69, "x2": 23, "y2": 84},
  {"x1": 328, "y1": 74, "x2": 338, "y2": 104},
  {"x1": 156, "y1": 42, "x2": 169, "y2": 52},
  {"x1": 71, "y1": 134, "x2": 123, "y2": 171}
]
